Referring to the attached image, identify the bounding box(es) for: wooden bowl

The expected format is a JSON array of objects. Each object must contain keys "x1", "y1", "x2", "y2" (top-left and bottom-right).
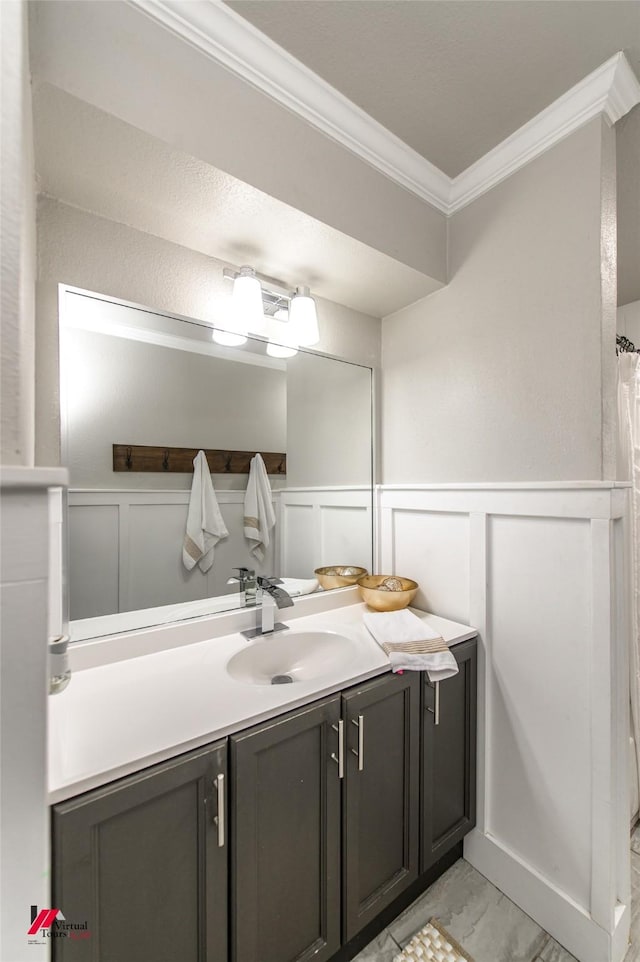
[
  {"x1": 357, "y1": 574, "x2": 418, "y2": 611},
  {"x1": 314, "y1": 566, "x2": 368, "y2": 589}
]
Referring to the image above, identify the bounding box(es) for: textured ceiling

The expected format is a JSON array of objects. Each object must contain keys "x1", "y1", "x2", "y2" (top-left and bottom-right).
[{"x1": 226, "y1": 0, "x2": 640, "y2": 177}]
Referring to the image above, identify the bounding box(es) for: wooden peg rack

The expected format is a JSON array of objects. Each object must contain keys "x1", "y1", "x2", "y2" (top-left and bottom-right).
[{"x1": 113, "y1": 444, "x2": 286, "y2": 475}]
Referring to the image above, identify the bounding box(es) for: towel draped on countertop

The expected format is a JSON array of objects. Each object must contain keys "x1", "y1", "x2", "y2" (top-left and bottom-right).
[
  {"x1": 278, "y1": 577, "x2": 319, "y2": 597},
  {"x1": 363, "y1": 609, "x2": 459, "y2": 681},
  {"x1": 244, "y1": 453, "x2": 276, "y2": 563},
  {"x1": 182, "y1": 450, "x2": 229, "y2": 573}
]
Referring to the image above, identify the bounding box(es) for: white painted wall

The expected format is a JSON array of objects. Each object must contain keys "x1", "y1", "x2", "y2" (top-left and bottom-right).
[
  {"x1": 382, "y1": 119, "x2": 615, "y2": 483},
  {"x1": 379, "y1": 482, "x2": 629, "y2": 962}
]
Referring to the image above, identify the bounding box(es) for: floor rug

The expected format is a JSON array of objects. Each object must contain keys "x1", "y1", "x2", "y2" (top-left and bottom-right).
[{"x1": 393, "y1": 917, "x2": 475, "y2": 962}]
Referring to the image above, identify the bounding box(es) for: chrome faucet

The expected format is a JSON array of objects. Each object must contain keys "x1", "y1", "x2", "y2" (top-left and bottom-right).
[
  {"x1": 241, "y1": 576, "x2": 294, "y2": 640},
  {"x1": 227, "y1": 567, "x2": 257, "y2": 606}
]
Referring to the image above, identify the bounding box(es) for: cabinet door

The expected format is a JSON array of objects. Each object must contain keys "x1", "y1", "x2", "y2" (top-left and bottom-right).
[
  {"x1": 231, "y1": 695, "x2": 341, "y2": 962},
  {"x1": 421, "y1": 638, "x2": 477, "y2": 873},
  {"x1": 342, "y1": 671, "x2": 420, "y2": 941},
  {"x1": 52, "y1": 741, "x2": 227, "y2": 962}
]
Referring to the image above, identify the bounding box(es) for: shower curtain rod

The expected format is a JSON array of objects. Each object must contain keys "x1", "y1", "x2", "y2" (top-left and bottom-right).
[{"x1": 617, "y1": 333, "x2": 639, "y2": 354}]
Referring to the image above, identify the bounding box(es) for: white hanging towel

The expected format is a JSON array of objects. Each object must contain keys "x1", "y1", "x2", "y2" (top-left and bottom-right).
[
  {"x1": 363, "y1": 609, "x2": 459, "y2": 681},
  {"x1": 182, "y1": 451, "x2": 229, "y2": 573},
  {"x1": 244, "y1": 453, "x2": 276, "y2": 563}
]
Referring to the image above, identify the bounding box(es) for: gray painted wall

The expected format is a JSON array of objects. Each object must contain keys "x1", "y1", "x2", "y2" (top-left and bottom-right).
[
  {"x1": 381, "y1": 119, "x2": 614, "y2": 483},
  {"x1": 36, "y1": 197, "x2": 381, "y2": 469},
  {"x1": 286, "y1": 351, "x2": 372, "y2": 487},
  {"x1": 64, "y1": 326, "x2": 287, "y2": 490},
  {"x1": 1, "y1": 1, "x2": 35, "y2": 466}
]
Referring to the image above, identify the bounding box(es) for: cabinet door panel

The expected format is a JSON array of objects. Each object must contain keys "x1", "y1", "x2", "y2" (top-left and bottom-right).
[
  {"x1": 53, "y1": 741, "x2": 227, "y2": 962},
  {"x1": 421, "y1": 638, "x2": 477, "y2": 872},
  {"x1": 343, "y1": 672, "x2": 419, "y2": 941},
  {"x1": 231, "y1": 696, "x2": 341, "y2": 962}
]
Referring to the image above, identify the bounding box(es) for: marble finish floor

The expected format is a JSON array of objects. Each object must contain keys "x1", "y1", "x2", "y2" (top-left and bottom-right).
[{"x1": 354, "y1": 829, "x2": 640, "y2": 962}]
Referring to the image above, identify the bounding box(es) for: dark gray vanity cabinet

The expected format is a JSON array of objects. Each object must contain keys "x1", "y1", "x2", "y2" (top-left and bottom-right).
[
  {"x1": 51, "y1": 637, "x2": 478, "y2": 962},
  {"x1": 230, "y1": 695, "x2": 342, "y2": 962},
  {"x1": 230, "y1": 673, "x2": 421, "y2": 961},
  {"x1": 421, "y1": 637, "x2": 477, "y2": 873},
  {"x1": 52, "y1": 741, "x2": 228, "y2": 962},
  {"x1": 342, "y1": 671, "x2": 420, "y2": 941}
]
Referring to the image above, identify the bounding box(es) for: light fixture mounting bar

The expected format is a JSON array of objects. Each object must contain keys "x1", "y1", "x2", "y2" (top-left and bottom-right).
[{"x1": 222, "y1": 266, "x2": 294, "y2": 316}]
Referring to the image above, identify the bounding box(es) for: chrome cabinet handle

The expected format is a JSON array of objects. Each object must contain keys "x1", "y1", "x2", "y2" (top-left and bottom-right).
[
  {"x1": 330, "y1": 719, "x2": 344, "y2": 778},
  {"x1": 213, "y1": 773, "x2": 225, "y2": 847},
  {"x1": 351, "y1": 714, "x2": 364, "y2": 771},
  {"x1": 427, "y1": 681, "x2": 440, "y2": 726}
]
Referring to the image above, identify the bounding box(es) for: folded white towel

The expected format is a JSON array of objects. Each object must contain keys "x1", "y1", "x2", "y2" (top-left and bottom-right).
[
  {"x1": 244, "y1": 453, "x2": 276, "y2": 563},
  {"x1": 279, "y1": 577, "x2": 319, "y2": 597},
  {"x1": 363, "y1": 609, "x2": 459, "y2": 681},
  {"x1": 182, "y1": 451, "x2": 229, "y2": 573}
]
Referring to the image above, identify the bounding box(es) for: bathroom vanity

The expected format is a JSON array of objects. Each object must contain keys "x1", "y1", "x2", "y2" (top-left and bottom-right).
[{"x1": 50, "y1": 604, "x2": 477, "y2": 962}]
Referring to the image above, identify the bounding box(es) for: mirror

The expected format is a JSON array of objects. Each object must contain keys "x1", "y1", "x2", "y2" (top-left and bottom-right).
[{"x1": 61, "y1": 287, "x2": 374, "y2": 640}]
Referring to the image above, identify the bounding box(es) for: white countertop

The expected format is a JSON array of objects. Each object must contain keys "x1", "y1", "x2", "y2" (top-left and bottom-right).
[{"x1": 48, "y1": 603, "x2": 476, "y2": 803}]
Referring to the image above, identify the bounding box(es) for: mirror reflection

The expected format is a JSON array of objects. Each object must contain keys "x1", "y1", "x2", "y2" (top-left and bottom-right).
[{"x1": 61, "y1": 288, "x2": 374, "y2": 640}]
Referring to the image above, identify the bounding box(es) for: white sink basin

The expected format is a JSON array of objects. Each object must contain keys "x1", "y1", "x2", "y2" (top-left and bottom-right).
[{"x1": 226, "y1": 629, "x2": 360, "y2": 686}]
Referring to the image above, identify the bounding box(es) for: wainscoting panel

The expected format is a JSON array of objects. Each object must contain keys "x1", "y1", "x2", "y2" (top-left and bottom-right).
[
  {"x1": 280, "y1": 487, "x2": 373, "y2": 578},
  {"x1": 68, "y1": 490, "x2": 277, "y2": 619},
  {"x1": 69, "y1": 487, "x2": 371, "y2": 619},
  {"x1": 382, "y1": 508, "x2": 470, "y2": 623},
  {"x1": 487, "y1": 514, "x2": 592, "y2": 910},
  {"x1": 279, "y1": 502, "x2": 315, "y2": 577},
  {"x1": 379, "y1": 483, "x2": 629, "y2": 962},
  {"x1": 319, "y1": 504, "x2": 372, "y2": 570},
  {"x1": 127, "y1": 502, "x2": 217, "y2": 611},
  {"x1": 69, "y1": 503, "x2": 120, "y2": 619}
]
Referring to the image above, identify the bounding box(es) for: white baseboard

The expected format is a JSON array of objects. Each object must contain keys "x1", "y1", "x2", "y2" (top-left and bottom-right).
[{"x1": 464, "y1": 830, "x2": 629, "y2": 962}]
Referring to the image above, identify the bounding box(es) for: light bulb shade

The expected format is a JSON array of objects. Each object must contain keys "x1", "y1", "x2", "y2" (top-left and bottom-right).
[
  {"x1": 266, "y1": 312, "x2": 298, "y2": 358},
  {"x1": 289, "y1": 286, "x2": 319, "y2": 346},
  {"x1": 212, "y1": 329, "x2": 247, "y2": 347},
  {"x1": 266, "y1": 341, "x2": 298, "y2": 359},
  {"x1": 232, "y1": 266, "x2": 265, "y2": 334}
]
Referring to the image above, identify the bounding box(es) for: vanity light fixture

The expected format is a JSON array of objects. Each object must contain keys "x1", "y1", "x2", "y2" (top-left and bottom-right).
[
  {"x1": 231, "y1": 266, "x2": 265, "y2": 333},
  {"x1": 216, "y1": 266, "x2": 319, "y2": 352},
  {"x1": 289, "y1": 286, "x2": 320, "y2": 347},
  {"x1": 266, "y1": 309, "x2": 299, "y2": 359},
  {"x1": 212, "y1": 265, "x2": 265, "y2": 346}
]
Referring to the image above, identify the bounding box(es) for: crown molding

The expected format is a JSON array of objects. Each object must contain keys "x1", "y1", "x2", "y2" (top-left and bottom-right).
[
  {"x1": 129, "y1": 2, "x2": 640, "y2": 216},
  {"x1": 449, "y1": 52, "x2": 640, "y2": 213},
  {"x1": 129, "y1": 0, "x2": 451, "y2": 212}
]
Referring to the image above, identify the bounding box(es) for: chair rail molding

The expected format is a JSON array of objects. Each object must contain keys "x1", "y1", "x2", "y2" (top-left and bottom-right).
[{"x1": 127, "y1": 1, "x2": 640, "y2": 215}]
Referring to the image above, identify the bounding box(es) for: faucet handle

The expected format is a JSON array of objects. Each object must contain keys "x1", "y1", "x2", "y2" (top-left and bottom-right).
[{"x1": 258, "y1": 576, "x2": 282, "y2": 587}]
